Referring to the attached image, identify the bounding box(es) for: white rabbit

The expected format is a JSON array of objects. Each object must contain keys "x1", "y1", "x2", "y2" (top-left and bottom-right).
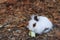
[{"x1": 27, "y1": 15, "x2": 53, "y2": 34}]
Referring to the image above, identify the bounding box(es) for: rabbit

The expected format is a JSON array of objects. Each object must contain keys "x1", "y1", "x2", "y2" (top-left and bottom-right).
[{"x1": 27, "y1": 15, "x2": 53, "y2": 34}]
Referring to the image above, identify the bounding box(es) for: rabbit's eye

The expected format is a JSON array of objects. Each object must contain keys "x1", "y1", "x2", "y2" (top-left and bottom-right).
[
  {"x1": 34, "y1": 16, "x2": 38, "y2": 21},
  {"x1": 33, "y1": 23, "x2": 36, "y2": 27}
]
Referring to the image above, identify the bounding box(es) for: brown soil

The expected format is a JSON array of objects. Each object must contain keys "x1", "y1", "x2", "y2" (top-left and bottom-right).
[{"x1": 0, "y1": 0, "x2": 60, "y2": 40}]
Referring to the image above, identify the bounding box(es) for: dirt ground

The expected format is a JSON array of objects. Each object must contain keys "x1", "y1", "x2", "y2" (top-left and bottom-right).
[{"x1": 0, "y1": 0, "x2": 60, "y2": 40}]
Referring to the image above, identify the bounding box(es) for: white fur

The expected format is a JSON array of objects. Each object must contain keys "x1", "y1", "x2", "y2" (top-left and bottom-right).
[{"x1": 27, "y1": 15, "x2": 53, "y2": 34}]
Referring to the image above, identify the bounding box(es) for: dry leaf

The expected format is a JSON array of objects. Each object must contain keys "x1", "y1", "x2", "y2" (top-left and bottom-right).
[{"x1": 0, "y1": 0, "x2": 7, "y2": 3}]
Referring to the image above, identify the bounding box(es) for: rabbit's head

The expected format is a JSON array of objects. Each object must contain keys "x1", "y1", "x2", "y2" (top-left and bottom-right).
[
  {"x1": 27, "y1": 15, "x2": 39, "y2": 32},
  {"x1": 27, "y1": 15, "x2": 53, "y2": 34}
]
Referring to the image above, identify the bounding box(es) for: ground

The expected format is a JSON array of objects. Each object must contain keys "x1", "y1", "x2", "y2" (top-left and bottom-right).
[{"x1": 0, "y1": 0, "x2": 60, "y2": 40}]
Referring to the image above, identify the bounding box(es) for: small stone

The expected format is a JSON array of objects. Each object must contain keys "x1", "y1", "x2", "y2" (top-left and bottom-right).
[
  {"x1": 16, "y1": 30, "x2": 21, "y2": 33},
  {"x1": 7, "y1": 29, "x2": 11, "y2": 31},
  {"x1": 0, "y1": 25, "x2": 3, "y2": 28}
]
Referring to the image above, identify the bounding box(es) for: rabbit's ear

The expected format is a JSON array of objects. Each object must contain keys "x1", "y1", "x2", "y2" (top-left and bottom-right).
[
  {"x1": 31, "y1": 15, "x2": 35, "y2": 19},
  {"x1": 31, "y1": 15, "x2": 39, "y2": 21},
  {"x1": 34, "y1": 16, "x2": 39, "y2": 21}
]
